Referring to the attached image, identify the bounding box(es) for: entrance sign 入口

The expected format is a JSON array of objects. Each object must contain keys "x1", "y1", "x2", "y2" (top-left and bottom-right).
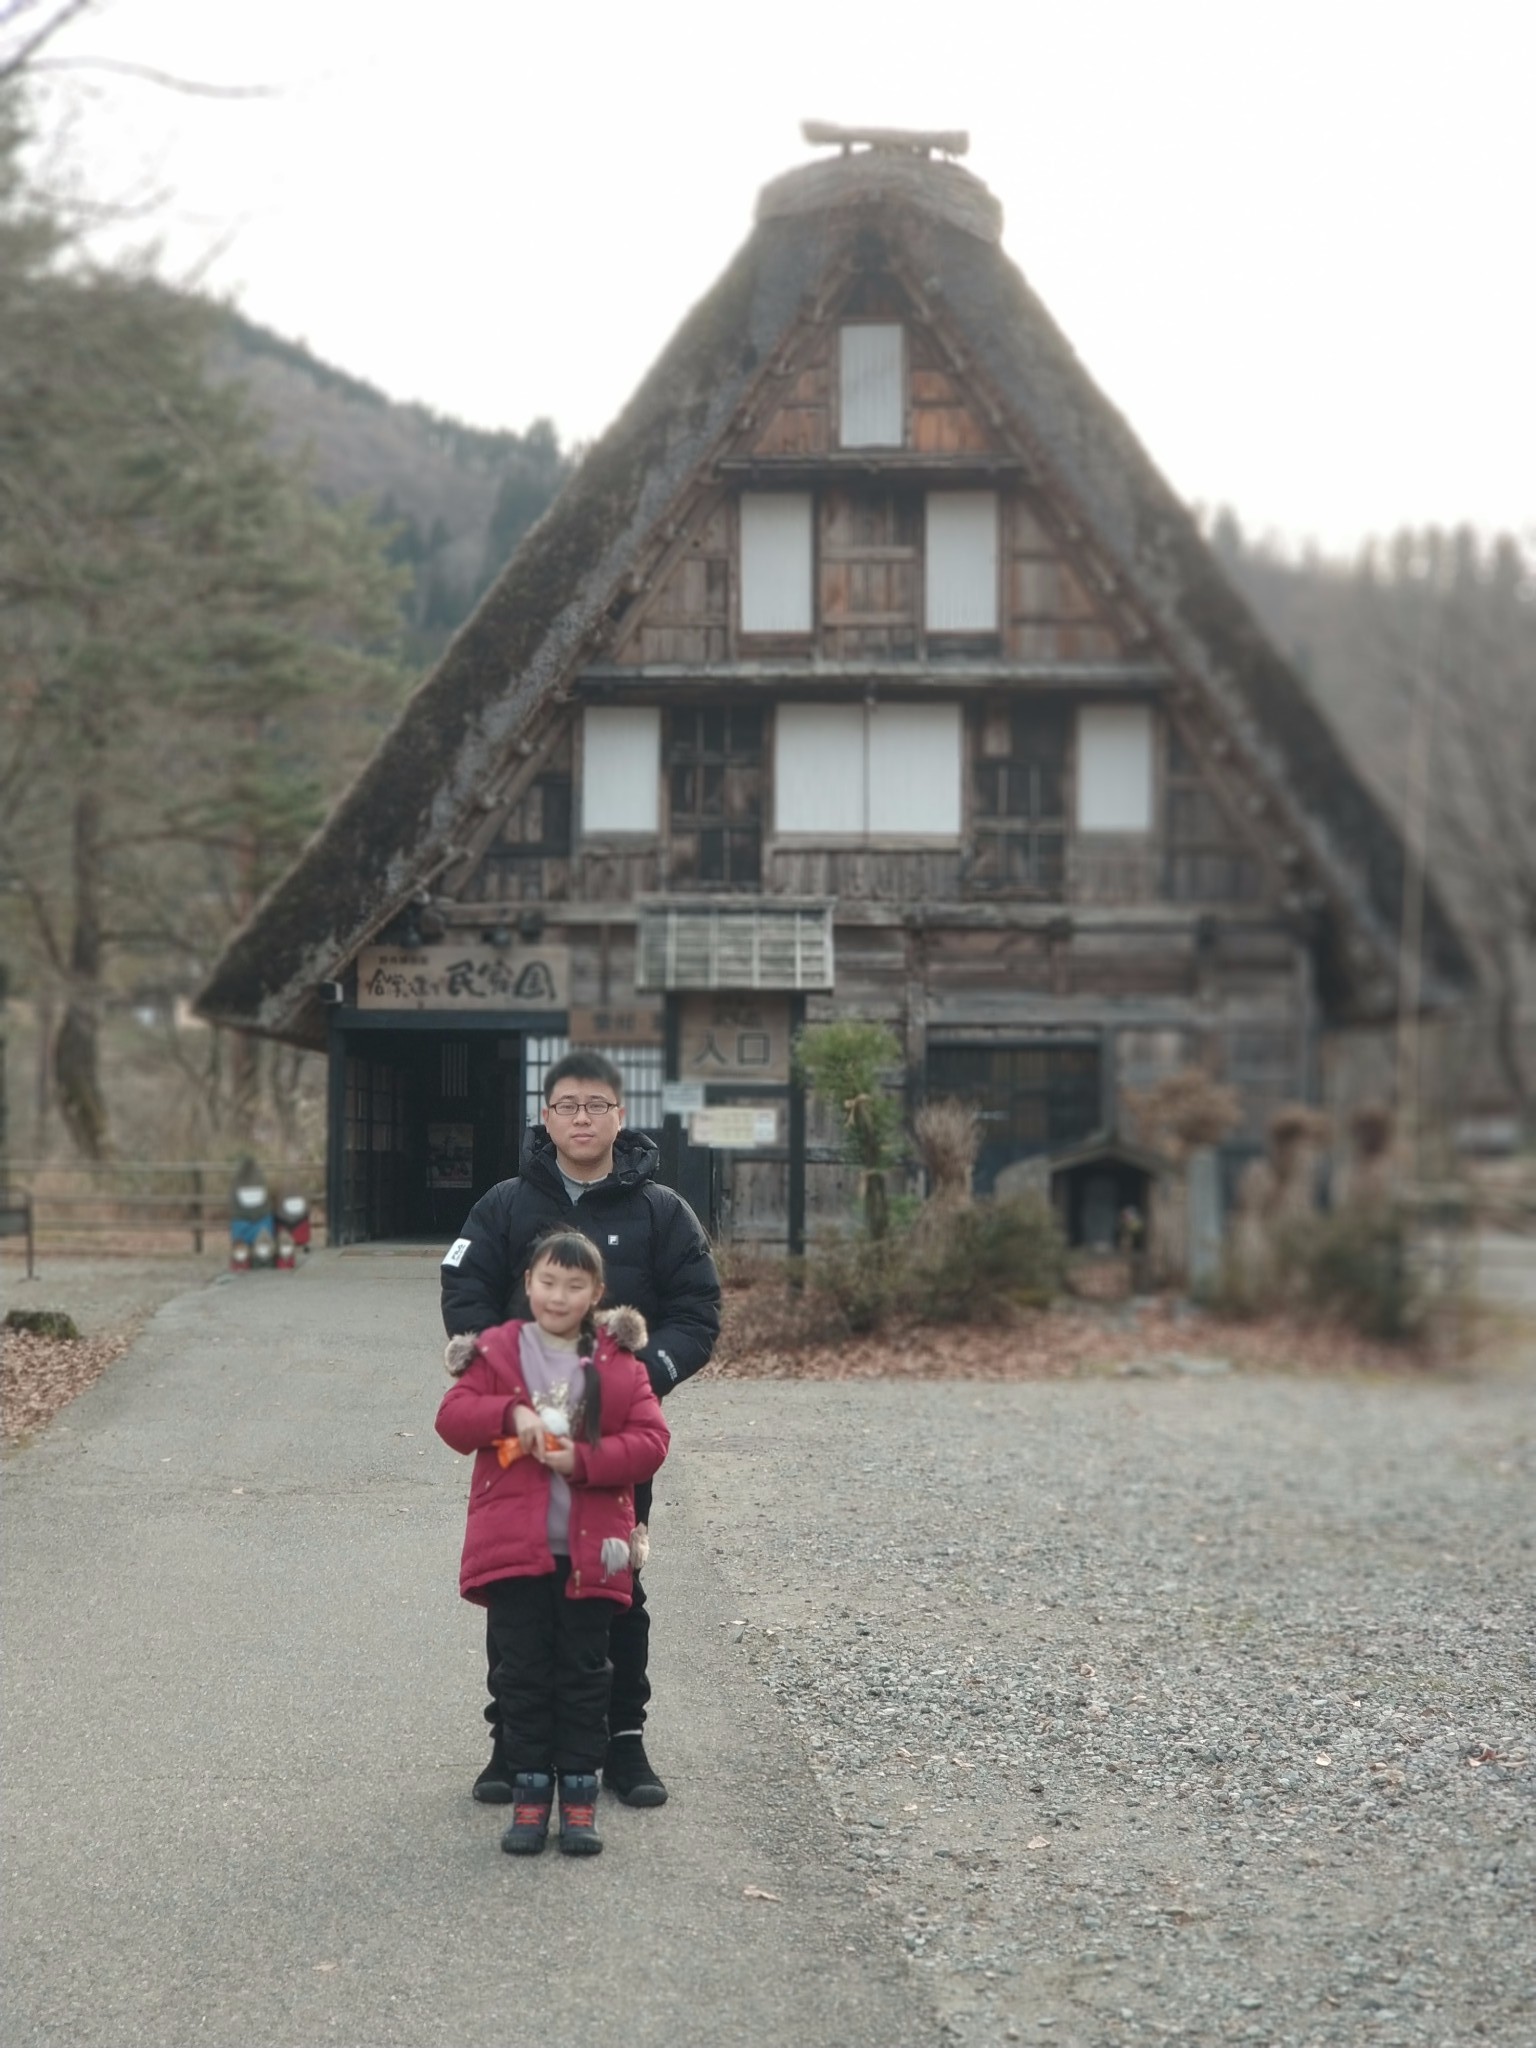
[
  {"x1": 357, "y1": 943, "x2": 570, "y2": 1012},
  {"x1": 678, "y1": 994, "x2": 792, "y2": 1082}
]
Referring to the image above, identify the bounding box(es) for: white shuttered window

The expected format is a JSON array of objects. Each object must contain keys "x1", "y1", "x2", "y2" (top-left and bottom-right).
[
  {"x1": 868, "y1": 703, "x2": 962, "y2": 834},
  {"x1": 581, "y1": 705, "x2": 660, "y2": 834},
  {"x1": 775, "y1": 702, "x2": 961, "y2": 837},
  {"x1": 925, "y1": 491, "x2": 999, "y2": 631},
  {"x1": 774, "y1": 704, "x2": 865, "y2": 834},
  {"x1": 1078, "y1": 704, "x2": 1153, "y2": 832},
  {"x1": 740, "y1": 492, "x2": 813, "y2": 633},
  {"x1": 838, "y1": 323, "x2": 905, "y2": 447}
]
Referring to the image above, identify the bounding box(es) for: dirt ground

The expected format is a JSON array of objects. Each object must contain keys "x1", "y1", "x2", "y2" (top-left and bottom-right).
[{"x1": 1, "y1": 1249, "x2": 226, "y2": 1444}]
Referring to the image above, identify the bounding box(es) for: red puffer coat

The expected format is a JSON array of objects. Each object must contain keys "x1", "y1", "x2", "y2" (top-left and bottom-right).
[{"x1": 435, "y1": 1312, "x2": 669, "y2": 1609}]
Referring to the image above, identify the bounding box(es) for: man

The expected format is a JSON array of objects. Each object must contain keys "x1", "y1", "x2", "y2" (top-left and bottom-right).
[{"x1": 440, "y1": 1049, "x2": 721, "y2": 1808}]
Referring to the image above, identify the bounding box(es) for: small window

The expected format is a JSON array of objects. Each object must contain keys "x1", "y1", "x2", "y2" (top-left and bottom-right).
[
  {"x1": 972, "y1": 702, "x2": 1068, "y2": 891},
  {"x1": 838, "y1": 323, "x2": 904, "y2": 447},
  {"x1": 666, "y1": 706, "x2": 763, "y2": 888},
  {"x1": 740, "y1": 493, "x2": 813, "y2": 633},
  {"x1": 774, "y1": 702, "x2": 961, "y2": 837},
  {"x1": 581, "y1": 706, "x2": 660, "y2": 834},
  {"x1": 1078, "y1": 704, "x2": 1152, "y2": 833},
  {"x1": 926, "y1": 492, "x2": 999, "y2": 631}
]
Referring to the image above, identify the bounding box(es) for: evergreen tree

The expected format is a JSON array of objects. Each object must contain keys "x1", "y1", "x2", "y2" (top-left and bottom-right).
[{"x1": 0, "y1": 87, "x2": 408, "y2": 1155}]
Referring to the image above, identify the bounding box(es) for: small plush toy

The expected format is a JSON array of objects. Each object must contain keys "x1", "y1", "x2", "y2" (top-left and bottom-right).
[{"x1": 491, "y1": 1401, "x2": 570, "y2": 1470}]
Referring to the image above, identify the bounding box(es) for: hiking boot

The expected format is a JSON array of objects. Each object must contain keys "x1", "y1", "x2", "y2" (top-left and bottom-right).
[
  {"x1": 603, "y1": 1732, "x2": 668, "y2": 1807},
  {"x1": 557, "y1": 1773, "x2": 603, "y2": 1855},
  {"x1": 498, "y1": 1772, "x2": 554, "y2": 1855},
  {"x1": 472, "y1": 1744, "x2": 515, "y2": 1804}
]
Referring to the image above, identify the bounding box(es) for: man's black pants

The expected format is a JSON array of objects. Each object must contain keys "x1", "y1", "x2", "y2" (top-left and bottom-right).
[
  {"x1": 484, "y1": 1559, "x2": 614, "y2": 1776},
  {"x1": 482, "y1": 1481, "x2": 652, "y2": 1748}
]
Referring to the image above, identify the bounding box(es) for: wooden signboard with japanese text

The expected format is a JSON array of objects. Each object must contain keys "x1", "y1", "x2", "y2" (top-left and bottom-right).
[
  {"x1": 357, "y1": 943, "x2": 569, "y2": 1012},
  {"x1": 568, "y1": 1003, "x2": 665, "y2": 1046}
]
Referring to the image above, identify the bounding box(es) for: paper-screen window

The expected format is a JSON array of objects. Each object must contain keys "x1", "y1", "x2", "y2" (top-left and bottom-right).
[
  {"x1": 839, "y1": 324, "x2": 904, "y2": 447},
  {"x1": 925, "y1": 492, "x2": 999, "y2": 631},
  {"x1": 581, "y1": 706, "x2": 660, "y2": 834},
  {"x1": 774, "y1": 704, "x2": 865, "y2": 834},
  {"x1": 1078, "y1": 704, "x2": 1153, "y2": 832},
  {"x1": 740, "y1": 493, "x2": 813, "y2": 633},
  {"x1": 775, "y1": 703, "x2": 961, "y2": 836},
  {"x1": 868, "y1": 703, "x2": 962, "y2": 833}
]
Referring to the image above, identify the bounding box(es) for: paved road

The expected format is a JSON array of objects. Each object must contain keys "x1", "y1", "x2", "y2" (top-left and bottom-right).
[
  {"x1": 5, "y1": 1245, "x2": 1533, "y2": 2048},
  {"x1": 2, "y1": 1251, "x2": 924, "y2": 2048}
]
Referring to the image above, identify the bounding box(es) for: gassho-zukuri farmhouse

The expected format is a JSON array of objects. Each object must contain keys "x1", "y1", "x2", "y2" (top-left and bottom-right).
[{"x1": 197, "y1": 125, "x2": 1471, "y2": 1249}]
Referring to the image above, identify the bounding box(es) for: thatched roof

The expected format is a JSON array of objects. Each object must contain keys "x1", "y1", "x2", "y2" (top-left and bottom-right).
[{"x1": 197, "y1": 146, "x2": 1472, "y2": 1049}]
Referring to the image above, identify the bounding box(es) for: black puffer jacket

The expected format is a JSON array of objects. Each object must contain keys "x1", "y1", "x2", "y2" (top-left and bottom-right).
[{"x1": 439, "y1": 1127, "x2": 721, "y2": 1400}]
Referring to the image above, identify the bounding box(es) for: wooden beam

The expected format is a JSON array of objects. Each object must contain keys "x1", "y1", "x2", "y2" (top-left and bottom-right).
[
  {"x1": 578, "y1": 660, "x2": 1173, "y2": 692},
  {"x1": 801, "y1": 121, "x2": 970, "y2": 158}
]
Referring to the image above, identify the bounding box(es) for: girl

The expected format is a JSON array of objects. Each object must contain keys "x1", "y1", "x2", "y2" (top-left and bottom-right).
[{"x1": 436, "y1": 1229, "x2": 669, "y2": 1858}]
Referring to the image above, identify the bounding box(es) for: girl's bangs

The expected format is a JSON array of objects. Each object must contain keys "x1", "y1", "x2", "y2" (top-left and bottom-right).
[{"x1": 528, "y1": 1229, "x2": 605, "y2": 1280}]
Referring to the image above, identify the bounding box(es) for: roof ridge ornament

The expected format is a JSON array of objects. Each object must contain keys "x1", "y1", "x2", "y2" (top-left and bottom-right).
[{"x1": 802, "y1": 119, "x2": 969, "y2": 160}]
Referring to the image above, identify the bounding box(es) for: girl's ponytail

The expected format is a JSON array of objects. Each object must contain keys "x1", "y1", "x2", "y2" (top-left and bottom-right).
[{"x1": 577, "y1": 1358, "x2": 602, "y2": 1446}]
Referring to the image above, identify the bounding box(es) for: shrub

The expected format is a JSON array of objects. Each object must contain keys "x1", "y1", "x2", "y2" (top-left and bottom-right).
[
  {"x1": 909, "y1": 1195, "x2": 1067, "y2": 1324},
  {"x1": 799, "y1": 1228, "x2": 907, "y2": 1334},
  {"x1": 1284, "y1": 1206, "x2": 1422, "y2": 1342},
  {"x1": 3, "y1": 1308, "x2": 81, "y2": 1339},
  {"x1": 913, "y1": 1098, "x2": 979, "y2": 1202}
]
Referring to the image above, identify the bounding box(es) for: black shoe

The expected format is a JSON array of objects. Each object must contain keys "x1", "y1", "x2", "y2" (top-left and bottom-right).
[
  {"x1": 603, "y1": 1733, "x2": 668, "y2": 1807},
  {"x1": 499, "y1": 1772, "x2": 554, "y2": 1855},
  {"x1": 472, "y1": 1745, "x2": 515, "y2": 1804},
  {"x1": 557, "y1": 1773, "x2": 603, "y2": 1855}
]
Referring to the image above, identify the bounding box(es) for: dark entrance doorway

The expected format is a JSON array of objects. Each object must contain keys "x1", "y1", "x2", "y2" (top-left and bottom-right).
[
  {"x1": 925, "y1": 1040, "x2": 1102, "y2": 1195},
  {"x1": 331, "y1": 1028, "x2": 525, "y2": 1243}
]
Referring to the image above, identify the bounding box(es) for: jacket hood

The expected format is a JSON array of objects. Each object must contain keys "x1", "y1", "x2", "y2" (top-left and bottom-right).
[
  {"x1": 520, "y1": 1123, "x2": 660, "y2": 1190},
  {"x1": 443, "y1": 1306, "x2": 651, "y2": 1377}
]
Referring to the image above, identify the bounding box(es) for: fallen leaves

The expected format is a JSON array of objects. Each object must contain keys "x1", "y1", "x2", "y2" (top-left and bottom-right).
[
  {"x1": 703, "y1": 1290, "x2": 1434, "y2": 1384},
  {"x1": 2, "y1": 1330, "x2": 129, "y2": 1444}
]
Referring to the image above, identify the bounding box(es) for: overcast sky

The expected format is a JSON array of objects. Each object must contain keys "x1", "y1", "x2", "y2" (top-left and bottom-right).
[{"x1": 28, "y1": 0, "x2": 1536, "y2": 556}]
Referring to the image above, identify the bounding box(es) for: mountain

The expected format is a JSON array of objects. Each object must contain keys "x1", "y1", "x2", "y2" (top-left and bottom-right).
[{"x1": 209, "y1": 311, "x2": 574, "y2": 657}]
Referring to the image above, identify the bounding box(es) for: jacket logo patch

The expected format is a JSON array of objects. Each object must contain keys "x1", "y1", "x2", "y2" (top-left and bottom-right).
[
  {"x1": 656, "y1": 1347, "x2": 679, "y2": 1383},
  {"x1": 608, "y1": 1234, "x2": 620, "y2": 1247},
  {"x1": 442, "y1": 1237, "x2": 472, "y2": 1268}
]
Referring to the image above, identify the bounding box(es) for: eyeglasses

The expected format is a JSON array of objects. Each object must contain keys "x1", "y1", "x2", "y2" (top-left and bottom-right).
[{"x1": 547, "y1": 1097, "x2": 621, "y2": 1118}]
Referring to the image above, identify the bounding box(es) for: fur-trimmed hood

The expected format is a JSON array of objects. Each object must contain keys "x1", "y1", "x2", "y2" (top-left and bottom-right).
[{"x1": 444, "y1": 1305, "x2": 649, "y2": 1377}]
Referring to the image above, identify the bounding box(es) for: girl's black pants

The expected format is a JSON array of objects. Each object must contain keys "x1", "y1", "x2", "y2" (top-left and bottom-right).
[
  {"x1": 483, "y1": 1559, "x2": 614, "y2": 1775},
  {"x1": 483, "y1": 1478, "x2": 652, "y2": 1743}
]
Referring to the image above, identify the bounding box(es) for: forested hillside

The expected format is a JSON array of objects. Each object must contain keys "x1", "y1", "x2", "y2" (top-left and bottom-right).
[
  {"x1": 1209, "y1": 513, "x2": 1535, "y2": 1119},
  {"x1": 211, "y1": 313, "x2": 573, "y2": 659}
]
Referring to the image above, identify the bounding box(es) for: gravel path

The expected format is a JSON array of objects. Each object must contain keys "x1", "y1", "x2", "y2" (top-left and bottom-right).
[{"x1": 672, "y1": 1358, "x2": 1535, "y2": 2048}]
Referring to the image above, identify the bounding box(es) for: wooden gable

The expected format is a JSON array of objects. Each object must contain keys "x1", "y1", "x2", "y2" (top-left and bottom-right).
[{"x1": 607, "y1": 480, "x2": 1140, "y2": 667}]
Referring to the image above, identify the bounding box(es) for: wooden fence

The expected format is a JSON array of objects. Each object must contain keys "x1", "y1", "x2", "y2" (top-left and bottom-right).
[{"x1": 0, "y1": 1162, "x2": 326, "y2": 1256}]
